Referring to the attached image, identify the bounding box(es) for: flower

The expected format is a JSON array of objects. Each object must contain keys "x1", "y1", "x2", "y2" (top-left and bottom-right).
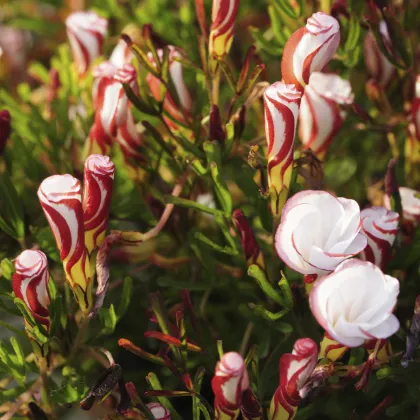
[
  {"x1": 264, "y1": 82, "x2": 302, "y2": 215},
  {"x1": 209, "y1": 0, "x2": 240, "y2": 57},
  {"x1": 83, "y1": 154, "x2": 115, "y2": 254},
  {"x1": 281, "y1": 12, "x2": 340, "y2": 92},
  {"x1": 299, "y1": 72, "x2": 353, "y2": 157},
  {"x1": 269, "y1": 338, "x2": 318, "y2": 420},
  {"x1": 146, "y1": 46, "x2": 192, "y2": 129},
  {"x1": 86, "y1": 63, "x2": 144, "y2": 161},
  {"x1": 12, "y1": 250, "x2": 50, "y2": 328},
  {"x1": 232, "y1": 209, "x2": 265, "y2": 269},
  {"x1": 309, "y1": 259, "x2": 400, "y2": 347},
  {"x1": 0, "y1": 109, "x2": 11, "y2": 156},
  {"x1": 364, "y1": 22, "x2": 396, "y2": 88},
  {"x1": 110, "y1": 39, "x2": 133, "y2": 68},
  {"x1": 65, "y1": 11, "x2": 108, "y2": 76},
  {"x1": 146, "y1": 403, "x2": 171, "y2": 420},
  {"x1": 211, "y1": 352, "x2": 250, "y2": 419},
  {"x1": 384, "y1": 187, "x2": 420, "y2": 224},
  {"x1": 275, "y1": 190, "x2": 367, "y2": 275},
  {"x1": 359, "y1": 206, "x2": 399, "y2": 270},
  {"x1": 38, "y1": 175, "x2": 92, "y2": 314}
]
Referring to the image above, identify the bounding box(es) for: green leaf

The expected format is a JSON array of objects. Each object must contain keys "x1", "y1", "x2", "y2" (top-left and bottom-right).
[
  {"x1": 247, "y1": 264, "x2": 284, "y2": 305},
  {"x1": 30, "y1": 227, "x2": 61, "y2": 262},
  {"x1": 117, "y1": 277, "x2": 132, "y2": 319},
  {"x1": 99, "y1": 304, "x2": 118, "y2": 335},
  {"x1": 47, "y1": 277, "x2": 62, "y2": 337},
  {"x1": 0, "y1": 258, "x2": 15, "y2": 280},
  {"x1": 194, "y1": 232, "x2": 238, "y2": 255},
  {"x1": 324, "y1": 157, "x2": 357, "y2": 187},
  {"x1": 0, "y1": 172, "x2": 25, "y2": 241}
]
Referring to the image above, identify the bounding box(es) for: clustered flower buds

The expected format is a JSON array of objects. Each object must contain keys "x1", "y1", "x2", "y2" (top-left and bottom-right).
[
  {"x1": 275, "y1": 190, "x2": 367, "y2": 276},
  {"x1": 364, "y1": 22, "x2": 396, "y2": 89},
  {"x1": 269, "y1": 338, "x2": 318, "y2": 420},
  {"x1": 310, "y1": 260, "x2": 400, "y2": 347},
  {"x1": 12, "y1": 250, "x2": 50, "y2": 328},
  {"x1": 359, "y1": 206, "x2": 399, "y2": 270},
  {"x1": 264, "y1": 82, "x2": 302, "y2": 215},
  {"x1": 209, "y1": 0, "x2": 240, "y2": 57},
  {"x1": 281, "y1": 12, "x2": 340, "y2": 91},
  {"x1": 65, "y1": 11, "x2": 108, "y2": 76},
  {"x1": 211, "y1": 352, "x2": 249, "y2": 419},
  {"x1": 146, "y1": 46, "x2": 192, "y2": 129},
  {"x1": 38, "y1": 155, "x2": 114, "y2": 314},
  {"x1": 299, "y1": 72, "x2": 353, "y2": 158}
]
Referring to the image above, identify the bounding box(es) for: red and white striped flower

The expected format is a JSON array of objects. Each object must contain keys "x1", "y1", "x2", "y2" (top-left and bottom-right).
[
  {"x1": 65, "y1": 11, "x2": 108, "y2": 77},
  {"x1": 299, "y1": 72, "x2": 353, "y2": 157},
  {"x1": 209, "y1": 0, "x2": 240, "y2": 57},
  {"x1": 264, "y1": 82, "x2": 302, "y2": 215},
  {"x1": 38, "y1": 175, "x2": 92, "y2": 314},
  {"x1": 83, "y1": 154, "x2": 115, "y2": 254},
  {"x1": 384, "y1": 187, "x2": 420, "y2": 224},
  {"x1": 364, "y1": 22, "x2": 396, "y2": 89},
  {"x1": 269, "y1": 338, "x2": 318, "y2": 420},
  {"x1": 359, "y1": 206, "x2": 399, "y2": 270},
  {"x1": 86, "y1": 63, "x2": 143, "y2": 161},
  {"x1": 146, "y1": 403, "x2": 171, "y2": 420},
  {"x1": 12, "y1": 250, "x2": 50, "y2": 328},
  {"x1": 232, "y1": 209, "x2": 265, "y2": 269},
  {"x1": 211, "y1": 352, "x2": 250, "y2": 420},
  {"x1": 110, "y1": 39, "x2": 133, "y2": 68},
  {"x1": 411, "y1": 75, "x2": 420, "y2": 141},
  {"x1": 146, "y1": 46, "x2": 192, "y2": 129},
  {"x1": 310, "y1": 260, "x2": 400, "y2": 347},
  {"x1": 281, "y1": 12, "x2": 340, "y2": 92},
  {"x1": 275, "y1": 190, "x2": 367, "y2": 276}
]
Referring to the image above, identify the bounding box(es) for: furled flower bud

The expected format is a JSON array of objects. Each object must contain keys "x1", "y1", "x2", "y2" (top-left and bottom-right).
[
  {"x1": 275, "y1": 190, "x2": 367, "y2": 276},
  {"x1": 110, "y1": 39, "x2": 133, "y2": 68},
  {"x1": 211, "y1": 352, "x2": 250, "y2": 420},
  {"x1": 364, "y1": 22, "x2": 396, "y2": 88},
  {"x1": 86, "y1": 63, "x2": 143, "y2": 161},
  {"x1": 269, "y1": 338, "x2": 318, "y2": 420},
  {"x1": 146, "y1": 403, "x2": 171, "y2": 420},
  {"x1": 359, "y1": 206, "x2": 399, "y2": 270},
  {"x1": 281, "y1": 13, "x2": 340, "y2": 92},
  {"x1": 0, "y1": 109, "x2": 11, "y2": 156},
  {"x1": 412, "y1": 76, "x2": 420, "y2": 140},
  {"x1": 83, "y1": 154, "x2": 115, "y2": 254},
  {"x1": 264, "y1": 82, "x2": 302, "y2": 216},
  {"x1": 209, "y1": 0, "x2": 240, "y2": 57},
  {"x1": 384, "y1": 187, "x2": 420, "y2": 224},
  {"x1": 310, "y1": 260, "x2": 400, "y2": 347},
  {"x1": 38, "y1": 175, "x2": 92, "y2": 314},
  {"x1": 65, "y1": 11, "x2": 108, "y2": 76},
  {"x1": 299, "y1": 72, "x2": 353, "y2": 158},
  {"x1": 146, "y1": 46, "x2": 192, "y2": 129},
  {"x1": 12, "y1": 250, "x2": 50, "y2": 328},
  {"x1": 232, "y1": 209, "x2": 265, "y2": 269}
]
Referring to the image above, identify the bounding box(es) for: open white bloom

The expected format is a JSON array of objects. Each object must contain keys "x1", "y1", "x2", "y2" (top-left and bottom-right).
[
  {"x1": 275, "y1": 190, "x2": 367, "y2": 275},
  {"x1": 309, "y1": 260, "x2": 400, "y2": 347}
]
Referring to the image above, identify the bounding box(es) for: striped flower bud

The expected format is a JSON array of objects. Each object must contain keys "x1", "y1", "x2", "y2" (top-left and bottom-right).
[
  {"x1": 384, "y1": 187, "x2": 420, "y2": 225},
  {"x1": 364, "y1": 22, "x2": 396, "y2": 89},
  {"x1": 110, "y1": 39, "x2": 133, "y2": 68},
  {"x1": 412, "y1": 76, "x2": 420, "y2": 141},
  {"x1": 146, "y1": 403, "x2": 171, "y2": 420},
  {"x1": 209, "y1": 0, "x2": 240, "y2": 57},
  {"x1": 65, "y1": 11, "x2": 108, "y2": 77},
  {"x1": 281, "y1": 13, "x2": 340, "y2": 92},
  {"x1": 211, "y1": 352, "x2": 250, "y2": 420},
  {"x1": 146, "y1": 46, "x2": 192, "y2": 129},
  {"x1": 359, "y1": 206, "x2": 399, "y2": 270},
  {"x1": 264, "y1": 82, "x2": 302, "y2": 216},
  {"x1": 269, "y1": 338, "x2": 318, "y2": 420},
  {"x1": 83, "y1": 154, "x2": 115, "y2": 254},
  {"x1": 12, "y1": 250, "x2": 50, "y2": 328},
  {"x1": 232, "y1": 209, "x2": 265, "y2": 269},
  {"x1": 299, "y1": 72, "x2": 353, "y2": 158},
  {"x1": 38, "y1": 175, "x2": 92, "y2": 314},
  {"x1": 0, "y1": 109, "x2": 11, "y2": 156}
]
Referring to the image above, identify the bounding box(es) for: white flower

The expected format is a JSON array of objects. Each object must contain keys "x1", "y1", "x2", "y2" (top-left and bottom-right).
[
  {"x1": 275, "y1": 190, "x2": 367, "y2": 275},
  {"x1": 309, "y1": 260, "x2": 400, "y2": 347}
]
